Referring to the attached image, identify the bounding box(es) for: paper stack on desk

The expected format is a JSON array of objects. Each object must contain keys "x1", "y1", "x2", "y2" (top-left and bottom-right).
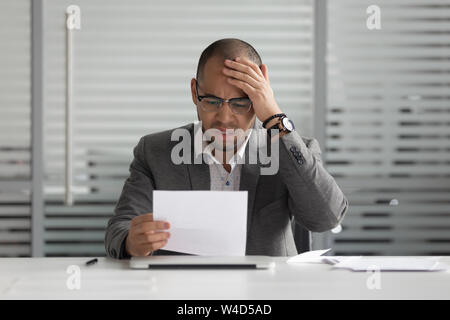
[
  {"x1": 328, "y1": 256, "x2": 448, "y2": 272},
  {"x1": 287, "y1": 249, "x2": 448, "y2": 271},
  {"x1": 153, "y1": 190, "x2": 248, "y2": 256}
]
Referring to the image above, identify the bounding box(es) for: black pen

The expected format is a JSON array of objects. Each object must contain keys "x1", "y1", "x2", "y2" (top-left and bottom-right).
[{"x1": 85, "y1": 258, "x2": 98, "y2": 266}]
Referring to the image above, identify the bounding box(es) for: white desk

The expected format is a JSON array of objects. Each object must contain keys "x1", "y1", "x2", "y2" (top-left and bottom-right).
[{"x1": 0, "y1": 257, "x2": 449, "y2": 299}]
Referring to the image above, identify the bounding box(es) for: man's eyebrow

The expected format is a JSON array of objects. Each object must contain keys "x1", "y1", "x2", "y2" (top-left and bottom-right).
[
  {"x1": 202, "y1": 93, "x2": 249, "y2": 99},
  {"x1": 202, "y1": 92, "x2": 219, "y2": 97},
  {"x1": 231, "y1": 96, "x2": 250, "y2": 100}
]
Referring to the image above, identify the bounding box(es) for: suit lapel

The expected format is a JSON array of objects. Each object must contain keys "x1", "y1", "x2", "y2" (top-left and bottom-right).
[
  {"x1": 239, "y1": 163, "x2": 260, "y2": 234},
  {"x1": 186, "y1": 162, "x2": 210, "y2": 190},
  {"x1": 240, "y1": 123, "x2": 261, "y2": 234},
  {"x1": 185, "y1": 123, "x2": 211, "y2": 190}
]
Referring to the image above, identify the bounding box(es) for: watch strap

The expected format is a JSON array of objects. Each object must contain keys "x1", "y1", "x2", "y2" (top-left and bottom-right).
[{"x1": 262, "y1": 113, "x2": 286, "y2": 128}]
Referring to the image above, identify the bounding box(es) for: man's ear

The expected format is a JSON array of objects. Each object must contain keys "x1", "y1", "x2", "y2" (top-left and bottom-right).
[{"x1": 190, "y1": 78, "x2": 197, "y2": 106}]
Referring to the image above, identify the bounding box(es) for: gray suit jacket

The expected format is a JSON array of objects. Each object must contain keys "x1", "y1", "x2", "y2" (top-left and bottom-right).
[{"x1": 105, "y1": 121, "x2": 348, "y2": 259}]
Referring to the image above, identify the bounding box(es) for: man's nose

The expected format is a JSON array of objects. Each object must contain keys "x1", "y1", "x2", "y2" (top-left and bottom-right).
[{"x1": 216, "y1": 101, "x2": 234, "y2": 122}]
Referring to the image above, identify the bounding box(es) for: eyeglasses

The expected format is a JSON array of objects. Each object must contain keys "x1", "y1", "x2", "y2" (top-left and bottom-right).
[{"x1": 195, "y1": 79, "x2": 253, "y2": 115}]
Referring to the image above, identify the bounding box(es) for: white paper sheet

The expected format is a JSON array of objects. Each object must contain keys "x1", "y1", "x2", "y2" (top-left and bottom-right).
[{"x1": 153, "y1": 190, "x2": 248, "y2": 256}]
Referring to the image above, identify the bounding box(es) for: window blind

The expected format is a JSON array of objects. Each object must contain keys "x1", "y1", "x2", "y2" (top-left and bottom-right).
[
  {"x1": 0, "y1": 0, "x2": 31, "y2": 257},
  {"x1": 42, "y1": 0, "x2": 315, "y2": 256},
  {"x1": 327, "y1": 0, "x2": 450, "y2": 255}
]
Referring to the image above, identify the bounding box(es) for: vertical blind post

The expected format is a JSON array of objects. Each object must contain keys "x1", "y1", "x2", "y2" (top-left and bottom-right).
[
  {"x1": 64, "y1": 5, "x2": 81, "y2": 206},
  {"x1": 311, "y1": 0, "x2": 333, "y2": 251},
  {"x1": 31, "y1": 0, "x2": 44, "y2": 257}
]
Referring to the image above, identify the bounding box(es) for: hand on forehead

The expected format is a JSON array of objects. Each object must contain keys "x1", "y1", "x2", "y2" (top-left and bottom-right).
[{"x1": 200, "y1": 56, "x2": 248, "y2": 98}]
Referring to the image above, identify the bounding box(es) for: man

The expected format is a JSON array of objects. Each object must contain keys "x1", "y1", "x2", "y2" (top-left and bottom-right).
[{"x1": 105, "y1": 38, "x2": 348, "y2": 259}]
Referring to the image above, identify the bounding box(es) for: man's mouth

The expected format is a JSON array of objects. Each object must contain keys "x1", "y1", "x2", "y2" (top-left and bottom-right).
[
  {"x1": 208, "y1": 127, "x2": 235, "y2": 143},
  {"x1": 216, "y1": 128, "x2": 236, "y2": 140},
  {"x1": 216, "y1": 127, "x2": 236, "y2": 134}
]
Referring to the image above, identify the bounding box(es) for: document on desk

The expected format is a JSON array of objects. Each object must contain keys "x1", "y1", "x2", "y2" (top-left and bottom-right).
[
  {"x1": 153, "y1": 190, "x2": 248, "y2": 256},
  {"x1": 331, "y1": 256, "x2": 448, "y2": 272},
  {"x1": 287, "y1": 250, "x2": 448, "y2": 271}
]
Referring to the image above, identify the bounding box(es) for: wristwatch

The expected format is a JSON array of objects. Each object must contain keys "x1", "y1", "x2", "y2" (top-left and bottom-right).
[{"x1": 267, "y1": 115, "x2": 295, "y2": 134}]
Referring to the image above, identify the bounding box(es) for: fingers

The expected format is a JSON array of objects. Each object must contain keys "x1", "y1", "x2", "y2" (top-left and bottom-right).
[
  {"x1": 127, "y1": 213, "x2": 171, "y2": 256},
  {"x1": 224, "y1": 58, "x2": 262, "y2": 82},
  {"x1": 130, "y1": 213, "x2": 154, "y2": 226},
  {"x1": 227, "y1": 78, "x2": 256, "y2": 95},
  {"x1": 137, "y1": 231, "x2": 170, "y2": 245},
  {"x1": 235, "y1": 56, "x2": 265, "y2": 78},
  {"x1": 135, "y1": 239, "x2": 168, "y2": 256},
  {"x1": 135, "y1": 221, "x2": 170, "y2": 234},
  {"x1": 223, "y1": 67, "x2": 260, "y2": 88},
  {"x1": 131, "y1": 213, "x2": 170, "y2": 229},
  {"x1": 147, "y1": 239, "x2": 168, "y2": 252}
]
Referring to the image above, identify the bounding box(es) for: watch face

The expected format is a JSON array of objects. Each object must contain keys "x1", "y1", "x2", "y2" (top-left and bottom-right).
[{"x1": 282, "y1": 117, "x2": 294, "y2": 131}]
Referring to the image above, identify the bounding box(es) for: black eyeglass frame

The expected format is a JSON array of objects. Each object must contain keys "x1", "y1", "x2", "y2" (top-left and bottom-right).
[{"x1": 195, "y1": 79, "x2": 253, "y2": 114}]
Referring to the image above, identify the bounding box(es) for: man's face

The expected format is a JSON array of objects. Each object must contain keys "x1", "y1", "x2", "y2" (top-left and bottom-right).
[{"x1": 190, "y1": 55, "x2": 256, "y2": 150}]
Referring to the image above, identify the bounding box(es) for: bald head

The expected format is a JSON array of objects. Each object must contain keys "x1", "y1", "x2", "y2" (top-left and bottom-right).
[{"x1": 195, "y1": 38, "x2": 262, "y2": 84}]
